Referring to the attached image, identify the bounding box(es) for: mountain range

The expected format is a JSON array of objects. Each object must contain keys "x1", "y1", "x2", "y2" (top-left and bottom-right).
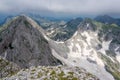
[
  {"x1": 0, "y1": 15, "x2": 120, "y2": 80},
  {"x1": 94, "y1": 15, "x2": 120, "y2": 26}
]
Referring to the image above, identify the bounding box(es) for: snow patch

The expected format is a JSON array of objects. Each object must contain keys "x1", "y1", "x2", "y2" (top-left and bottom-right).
[
  {"x1": 55, "y1": 41, "x2": 64, "y2": 44},
  {"x1": 99, "y1": 40, "x2": 112, "y2": 54},
  {"x1": 76, "y1": 43, "x2": 81, "y2": 53},
  {"x1": 108, "y1": 56, "x2": 115, "y2": 62},
  {"x1": 68, "y1": 43, "x2": 80, "y2": 58},
  {"x1": 46, "y1": 30, "x2": 55, "y2": 35},
  {"x1": 115, "y1": 47, "x2": 119, "y2": 52},
  {"x1": 73, "y1": 31, "x2": 78, "y2": 37},
  {"x1": 87, "y1": 23, "x2": 89, "y2": 27},
  {"x1": 116, "y1": 55, "x2": 120, "y2": 63},
  {"x1": 3, "y1": 51, "x2": 7, "y2": 59},
  {"x1": 81, "y1": 32, "x2": 92, "y2": 46},
  {"x1": 43, "y1": 34, "x2": 50, "y2": 41},
  {"x1": 115, "y1": 47, "x2": 120, "y2": 63},
  {"x1": 77, "y1": 39, "x2": 80, "y2": 41}
]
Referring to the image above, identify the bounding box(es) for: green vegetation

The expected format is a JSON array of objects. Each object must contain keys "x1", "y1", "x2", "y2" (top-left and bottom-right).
[
  {"x1": 58, "y1": 71, "x2": 65, "y2": 76},
  {"x1": 0, "y1": 58, "x2": 10, "y2": 71},
  {"x1": 50, "y1": 70, "x2": 56, "y2": 75},
  {"x1": 72, "y1": 77, "x2": 78, "y2": 80},
  {"x1": 30, "y1": 76, "x2": 35, "y2": 79},
  {"x1": 0, "y1": 37, "x2": 2, "y2": 42},
  {"x1": 37, "y1": 72, "x2": 42, "y2": 78},
  {"x1": 105, "y1": 65, "x2": 120, "y2": 80},
  {"x1": 24, "y1": 20, "x2": 30, "y2": 27},
  {"x1": 0, "y1": 58, "x2": 19, "y2": 78},
  {"x1": 31, "y1": 68, "x2": 36, "y2": 72},
  {"x1": 106, "y1": 50, "x2": 116, "y2": 57},
  {"x1": 68, "y1": 72, "x2": 74, "y2": 75},
  {"x1": 98, "y1": 53, "x2": 120, "y2": 80},
  {"x1": 2, "y1": 63, "x2": 98, "y2": 80}
]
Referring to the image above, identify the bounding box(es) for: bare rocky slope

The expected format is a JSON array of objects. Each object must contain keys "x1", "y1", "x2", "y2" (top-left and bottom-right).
[
  {"x1": 50, "y1": 19, "x2": 120, "y2": 80},
  {"x1": 0, "y1": 15, "x2": 120, "y2": 80},
  {"x1": 0, "y1": 15, "x2": 62, "y2": 78}
]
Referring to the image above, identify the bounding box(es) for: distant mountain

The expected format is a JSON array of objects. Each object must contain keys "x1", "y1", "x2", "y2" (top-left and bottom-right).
[
  {"x1": 28, "y1": 13, "x2": 70, "y2": 22},
  {"x1": 45, "y1": 17, "x2": 83, "y2": 41},
  {"x1": 94, "y1": 15, "x2": 120, "y2": 26},
  {"x1": 0, "y1": 14, "x2": 8, "y2": 26},
  {"x1": 0, "y1": 13, "x2": 15, "y2": 26},
  {"x1": 64, "y1": 17, "x2": 83, "y2": 36},
  {"x1": 28, "y1": 13, "x2": 69, "y2": 28}
]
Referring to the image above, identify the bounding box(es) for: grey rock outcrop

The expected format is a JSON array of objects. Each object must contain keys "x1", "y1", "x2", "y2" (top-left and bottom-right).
[{"x1": 0, "y1": 15, "x2": 62, "y2": 70}]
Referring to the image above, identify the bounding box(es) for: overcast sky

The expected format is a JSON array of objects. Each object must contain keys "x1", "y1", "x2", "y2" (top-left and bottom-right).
[{"x1": 0, "y1": 0, "x2": 120, "y2": 17}]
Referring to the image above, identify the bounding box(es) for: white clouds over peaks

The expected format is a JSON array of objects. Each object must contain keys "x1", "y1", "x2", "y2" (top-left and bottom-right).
[{"x1": 0, "y1": 0, "x2": 120, "y2": 15}]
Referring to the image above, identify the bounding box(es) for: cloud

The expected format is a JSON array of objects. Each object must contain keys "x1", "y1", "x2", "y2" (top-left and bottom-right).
[{"x1": 0, "y1": 0, "x2": 120, "y2": 16}]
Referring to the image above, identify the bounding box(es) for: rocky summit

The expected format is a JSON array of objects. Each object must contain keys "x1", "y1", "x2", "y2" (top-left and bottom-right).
[
  {"x1": 0, "y1": 15, "x2": 62, "y2": 78},
  {"x1": 0, "y1": 15, "x2": 120, "y2": 80}
]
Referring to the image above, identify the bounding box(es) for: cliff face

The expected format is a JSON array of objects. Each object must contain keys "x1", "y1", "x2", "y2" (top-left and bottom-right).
[{"x1": 0, "y1": 15, "x2": 61, "y2": 69}]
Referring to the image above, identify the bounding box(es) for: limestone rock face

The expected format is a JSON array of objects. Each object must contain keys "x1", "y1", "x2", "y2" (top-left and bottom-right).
[
  {"x1": 0, "y1": 15, "x2": 61, "y2": 69},
  {"x1": 50, "y1": 19, "x2": 120, "y2": 80}
]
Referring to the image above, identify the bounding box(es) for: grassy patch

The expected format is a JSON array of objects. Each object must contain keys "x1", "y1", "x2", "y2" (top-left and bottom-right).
[
  {"x1": 50, "y1": 70, "x2": 56, "y2": 76},
  {"x1": 37, "y1": 72, "x2": 42, "y2": 78}
]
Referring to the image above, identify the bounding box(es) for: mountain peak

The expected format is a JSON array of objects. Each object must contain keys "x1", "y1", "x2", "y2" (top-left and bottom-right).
[
  {"x1": 0, "y1": 15, "x2": 62, "y2": 69},
  {"x1": 95, "y1": 15, "x2": 114, "y2": 20},
  {"x1": 100, "y1": 15, "x2": 112, "y2": 18},
  {"x1": 78, "y1": 18, "x2": 96, "y2": 32},
  {"x1": 94, "y1": 15, "x2": 116, "y2": 24},
  {"x1": 94, "y1": 15, "x2": 120, "y2": 26}
]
